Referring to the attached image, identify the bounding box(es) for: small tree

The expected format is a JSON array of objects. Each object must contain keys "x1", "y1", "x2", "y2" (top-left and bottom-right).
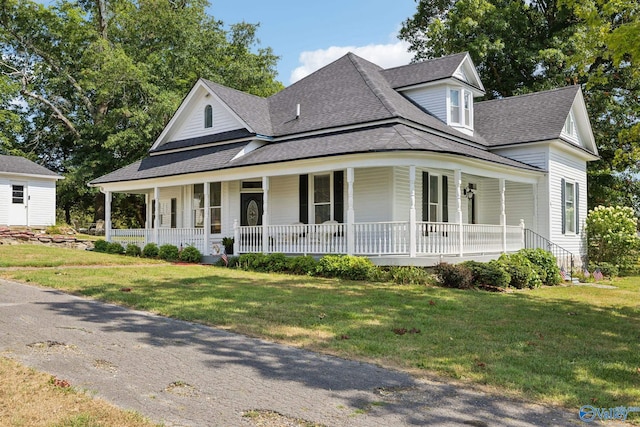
[{"x1": 586, "y1": 205, "x2": 639, "y2": 273}]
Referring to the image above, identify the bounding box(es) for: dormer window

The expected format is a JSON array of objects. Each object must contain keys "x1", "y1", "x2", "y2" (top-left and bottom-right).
[
  {"x1": 448, "y1": 88, "x2": 473, "y2": 129},
  {"x1": 204, "y1": 104, "x2": 213, "y2": 128}
]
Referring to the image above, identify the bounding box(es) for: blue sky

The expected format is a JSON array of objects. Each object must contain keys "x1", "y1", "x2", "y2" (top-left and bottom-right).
[{"x1": 208, "y1": 0, "x2": 417, "y2": 85}]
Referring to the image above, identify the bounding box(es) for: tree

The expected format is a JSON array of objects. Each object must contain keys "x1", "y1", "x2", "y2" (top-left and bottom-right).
[
  {"x1": 0, "y1": 0, "x2": 283, "y2": 225},
  {"x1": 400, "y1": 0, "x2": 640, "y2": 213}
]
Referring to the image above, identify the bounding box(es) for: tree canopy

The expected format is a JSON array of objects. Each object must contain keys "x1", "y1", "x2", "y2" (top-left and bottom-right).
[
  {"x1": 0, "y1": 0, "x2": 283, "y2": 225},
  {"x1": 400, "y1": 0, "x2": 640, "y2": 213}
]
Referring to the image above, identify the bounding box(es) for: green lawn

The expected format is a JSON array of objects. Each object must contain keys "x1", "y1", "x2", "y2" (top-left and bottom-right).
[{"x1": 1, "y1": 245, "x2": 638, "y2": 416}]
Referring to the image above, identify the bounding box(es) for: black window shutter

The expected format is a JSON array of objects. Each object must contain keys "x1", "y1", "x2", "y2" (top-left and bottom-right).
[
  {"x1": 442, "y1": 175, "x2": 449, "y2": 222},
  {"x1": 575, "y1": 182, "x2": 580, "y2": 234},
  {"x1": 422, "y1": 172, "x2": 429, "y2": 221},
  {"x1": 333, "y1": 171, "x2": 344, "y2": 223},
  {"x1": 299, "y1": 174, "x2": 308, "y2": 224},
  {"x1": 561, "y1": 178, "x2": 566, "y2": 234}
]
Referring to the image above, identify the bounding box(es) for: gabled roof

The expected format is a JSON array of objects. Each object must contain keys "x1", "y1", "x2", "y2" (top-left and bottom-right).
[
  {"x1": 201, "y1": 79, "x2": 273, "y2": 136},
  {"x1": 475, "y1": 86, "x2": 581, "y2": 146},
  {"x1": 266, "y1": 53, "x2": 487, "y2": 145},
  {"x1": 0, "y1": 155, "x2": 62, "y2": 179},
  {"x1": 381, "y1": 52, "x2": 485, "y2": 93}
]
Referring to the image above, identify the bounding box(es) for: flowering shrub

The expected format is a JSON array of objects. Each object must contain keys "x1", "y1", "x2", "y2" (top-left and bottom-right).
[{"x1": 586, "y1": 205, "x2": 639, "y2": 273}]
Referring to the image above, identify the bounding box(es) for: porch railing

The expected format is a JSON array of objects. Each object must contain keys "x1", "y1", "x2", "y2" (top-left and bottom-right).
[
  {"x1": 236, "y1": 222, "x2": 523, "y2": 256},
  {"x1": 109, "y1": 222, "x2": 525, "y2": 258},
  {"x1": 524, "y1": 229, "x2": 575, "y2": 272},
  {"x1": 111, "y1": 228, "x2": 206, "y2": 254}
]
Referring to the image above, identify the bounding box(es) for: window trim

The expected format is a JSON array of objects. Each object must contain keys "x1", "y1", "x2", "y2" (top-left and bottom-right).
[
  {"x1": 561, "y1": 178, "x2": 580, "y2": 235},
  {"x1": 311, "y1": 173, "x2": 333, "y2": 224},
  {"x1": 12, "y1": 184, "x2": 24, "y2": 204},
  {"x1": 193, "y1": 182, "x2": 222, "y2": 234},
  {"x1": 204, "y1": 104, "x2": 213, "y2": 129},
  {"x1": 448, "y1": 87, "x2": 473, "y2": 129}
]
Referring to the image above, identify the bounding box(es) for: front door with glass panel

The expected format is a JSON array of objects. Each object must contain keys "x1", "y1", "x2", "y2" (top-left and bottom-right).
[
  {"x1": 9, "y1": 182, "x2": 27, "y2": 226},
  {"x1": 240, "y1": 193, "x2": 263, "y2": 226}
]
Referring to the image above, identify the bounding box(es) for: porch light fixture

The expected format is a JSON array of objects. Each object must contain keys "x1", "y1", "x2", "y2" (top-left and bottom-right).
[{"x1": 463, "y1": 185, "x2": 475, "y2": 199}]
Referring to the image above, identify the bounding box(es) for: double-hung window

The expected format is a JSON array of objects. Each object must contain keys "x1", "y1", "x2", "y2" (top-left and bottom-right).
[
  {"x1": 449, "y1": 88, "x2": 473, "y2": 128},
  {"x1": 313, "y1": 174, "x2": 332, "y2": 224},
  {"x1": 193, "y1": 182, "x2": 222, "y2": 233},
  {"x1": 422, "y1": 172, "x2": 449, "y2": 223},
  {"x1": 561, "y1": 179, "x2": 579, "y2": 234}
]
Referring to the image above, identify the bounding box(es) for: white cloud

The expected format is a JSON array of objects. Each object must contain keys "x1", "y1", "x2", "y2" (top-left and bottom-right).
[{"x1": 289, "y1": 41, "x2": 413, "y2": 84}]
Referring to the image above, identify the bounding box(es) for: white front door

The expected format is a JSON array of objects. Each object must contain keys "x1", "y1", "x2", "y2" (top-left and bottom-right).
[{"x1": 9, "y1": 182, "x2": 28, "y2": 226}]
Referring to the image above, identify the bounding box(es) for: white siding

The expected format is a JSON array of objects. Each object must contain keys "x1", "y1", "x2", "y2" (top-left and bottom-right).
[
  {"x1": 0, "y1": 178, "x2": 9, "y2": 225},
  {"x1": 27, "y1": 179, "x2": 56, "y2": 226},
  {"x1": 165, "y1": 92, "x2": 244, "y2": 143},
  {"x1": 505, "y1": 182, "x2": 534, "y2": 228},
  {"x1": 269, "y1": 175, "x2": 299, "y2": 225},
  {"x1": 403, "y1": 86, "x2": 447, "y2": 123},
  {"x1": 393, "y1": 167, "x2": 410, "y2": 221},
  {"x1": 492, "y1": 146, "x2": 547, "y2": 169},
  {"x1": 354, "y1": 168, "x2": 392, "y2": 222},
  {"x1": 548, "y1": 148, "x2": 587, "y2": 258},
  {"x1": 476, "y1": 178, "x2": 501, "y2": 225}
]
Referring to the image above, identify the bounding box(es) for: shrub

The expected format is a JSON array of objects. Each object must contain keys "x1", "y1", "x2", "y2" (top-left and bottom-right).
[
  {"x1": 125, "y1": 244, "x2": 142, "y2": 257},
  {"x1": 588, "y1": 262, "x2": 619, "y2": 279},
  {"x1": 518, "y1": 248, "x2": 562, "y2": 286},
  {"x1": 93, "y1": 239, "x2": 109, "y2": 252},
  {"x1": 158, "y1": 244, "x2": 180, "y2": 261},
  {"x1": 238, "y1": 253, "x2": 270, "y2": 272},
  {"x1": 179, "y1": 245, "x2": 202, "y2": 263},
  {"x1": 315, "y1": 255, "x2": 374, "y2": 280},
  {"x1": 432, "y1": 262, "x2": 473, "y2": 289},
  {"x1": 286, "y1": 255, "x2": 318, "y2": 275},
  {"x1": 387, "y1": 266, "x2": 432, "y2": 285},
  {"x1": 142, "y1": 243, "x2": 159, "y2": 258},
  {"x1": 586, "y1": 205, "x2": 640, "y2": 274},
  {"x1": 106, "y1": 242, "x2": 124, "y2": 255},
  {"x1": 461, "y1": 260, "x2": 511, "y2": 289},
  {"x1": 498, "y1": 253, "x2": 542, "y2": 289}
]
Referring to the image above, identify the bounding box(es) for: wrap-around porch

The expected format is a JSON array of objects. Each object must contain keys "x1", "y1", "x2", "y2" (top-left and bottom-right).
[{"x1": 104, "y1": 165, "x2": 536, "y2": 264}]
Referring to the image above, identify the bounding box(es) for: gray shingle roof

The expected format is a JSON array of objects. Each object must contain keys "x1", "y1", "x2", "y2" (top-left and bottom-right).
[
  {"x1": 474, "y1": 86, "x2": 580, "y2": 146},
  {"x1": 201, "y1": 79, "x2": 273, "y2": 136},
  {"x1": 229, "y1": 124, "x2": 540, "y2": 172},
  {"x1": 90, "y1": 124, "x2": 541, "y2": 185},
  {"x1": 0, "y1": 155, "x2": 61, "y2": 178},
  {"x1": 380, "y1": 52, "x2": 469, "y2": 89},
  {"x1": 151, "y1": 129, "x2": 253, "y2": 153},
  {"x1": 90, "y1": 142, "x2": 246, "y2": 184},
  {"x1": 92, "y1": 53, "x2": 591, "y2": 186}
]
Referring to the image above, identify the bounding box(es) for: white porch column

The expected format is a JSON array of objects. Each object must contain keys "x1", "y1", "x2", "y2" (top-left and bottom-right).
[
  {"x1": 154, "y1": 186, "x2": 160, "y2": 244},
  {"x1": 455, "y1": 169, "x2": 463, "y2": 256},
  {"x1": 104, "y1": 191, "x2": 112, "y2": 242},
  {"x1": 347, "y1": 167, "x2": 355, "y2": 255},
  {"x1": 204, "y1": 182, "x2": 211, "y2": 255},
  {"x1": 233, "y1": 219, "x2": 240, "y2": 255},
  {"x1": 409, "y1": 166, "x2": 416, "y2": 258},
  {"x1": 145, "y1": 193, "x2": 151, "y2": 228},
  {"x1": 262, "y1": 176, "x2": 270, "y2": 253},
  {"x1": 500, "y1": 178, "x2": 507, "y2": 253}
]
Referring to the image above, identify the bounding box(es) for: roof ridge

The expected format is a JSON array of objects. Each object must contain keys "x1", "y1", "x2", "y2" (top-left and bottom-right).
[
  {"x1": 477, "y1": 85, "x2": 579, "y2": 105},
  {"x1": 382, "y1": 52, "x2": 468, "y2": 72},
  {"x1": 347, "y1": 53, "x2": 400, "y2": 118}
]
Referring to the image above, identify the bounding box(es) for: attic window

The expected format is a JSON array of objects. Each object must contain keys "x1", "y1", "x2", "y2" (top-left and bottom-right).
[
  {"x1": 204, "y1": 105, "x2": 213, "y2": 128},
  {"x1": 564, "y1": 112, "x2": 576, "y2": 138}
]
